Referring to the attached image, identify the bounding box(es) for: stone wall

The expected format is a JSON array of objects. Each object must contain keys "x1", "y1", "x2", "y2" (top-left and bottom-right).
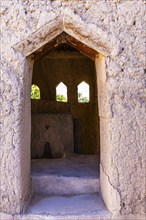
[{"x1": 1, "y1": 0, "x2": 145, "y2": 219}]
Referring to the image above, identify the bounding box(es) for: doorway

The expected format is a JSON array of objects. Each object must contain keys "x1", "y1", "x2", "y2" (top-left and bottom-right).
[
  {"x1": 28, "y1": 43, "x2": 103, "y2": 215},
  {"x1": 31, "y1": 44, "x2": 100, "y2": 158}
]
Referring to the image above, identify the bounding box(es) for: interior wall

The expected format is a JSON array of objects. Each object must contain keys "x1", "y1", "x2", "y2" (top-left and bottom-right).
[
  {"x1": 31, "y1": 47, "x2": 100, "y2": 154},
  {"x1": 31, "y1": 113, "x2": 74, "y2": 159}
]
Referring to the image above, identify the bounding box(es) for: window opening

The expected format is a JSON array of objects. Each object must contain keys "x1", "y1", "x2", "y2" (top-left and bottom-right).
[
  {"x1": 56, "y1": 82, "x2": 68, "y2": 102},
  {"x1": 78, "y1": 81, "x2": 90, "y2": 103},
  {"x1": 31, "y1": 84, "x2": 41, "y2": 99}
]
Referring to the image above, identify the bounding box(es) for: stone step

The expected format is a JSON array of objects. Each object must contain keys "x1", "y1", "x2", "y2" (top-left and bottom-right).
[
  {"x1": 31, "y1": 154, "x2": 100, "y2": 196},
  {"x1": 20, "y1": 193, "x2": 111, "y2": 220}
]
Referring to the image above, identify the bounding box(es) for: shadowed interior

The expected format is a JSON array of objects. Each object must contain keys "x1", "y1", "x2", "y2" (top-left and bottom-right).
[{"x1": 31, "y1": 43, "x2": 100, "y2": 158}]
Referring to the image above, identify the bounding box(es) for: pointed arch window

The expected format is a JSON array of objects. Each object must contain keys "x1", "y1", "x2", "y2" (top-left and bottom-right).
[
  {"x1": 31, "y1": 84, "x2": 41, "y2": 99},
  {"x1": 56, "y1": 82, "x2": 68, "y2": 102},
  {"x1": 78, "y1": 81, "x2": 90, "y2": 103}
]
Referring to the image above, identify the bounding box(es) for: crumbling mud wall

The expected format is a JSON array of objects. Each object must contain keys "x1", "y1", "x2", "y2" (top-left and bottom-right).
[{"x1": 1, "y1": 1, "x2": 145, "y2": 219}]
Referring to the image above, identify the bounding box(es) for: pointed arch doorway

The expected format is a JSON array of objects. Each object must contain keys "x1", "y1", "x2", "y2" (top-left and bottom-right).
[
  {"x1": 29, "y1": 41, "x2": 103, "y2": 217},
  {"x1": 10, "y1": 14, "x2": 118, "y2": 216}
]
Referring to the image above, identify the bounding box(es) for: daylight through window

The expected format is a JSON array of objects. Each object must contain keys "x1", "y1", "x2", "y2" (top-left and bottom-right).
[
  {"x1": 31, "y1": 84, "x2": 41, "y2": 99},
  {"x1": 78, "y1": 81, "x2": 90, "y2": 103},
  {"x1": 56, "y1": 82, "x2": 68, "y2": 102}
]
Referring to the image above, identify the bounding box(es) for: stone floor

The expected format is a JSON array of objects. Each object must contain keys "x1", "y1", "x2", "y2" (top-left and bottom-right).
[
  {"x1": 31, "y1": 154, "x2": 100, "y2": 195},
  {"x1": 26, "y1": 154, "x2": 111, "y2": 219},
  {"x1": 0, "y1": 155, "x2": 112, "y2": 220},
  {"x1": 23, "y1": 193, "x2": 111, "y2": 220}
]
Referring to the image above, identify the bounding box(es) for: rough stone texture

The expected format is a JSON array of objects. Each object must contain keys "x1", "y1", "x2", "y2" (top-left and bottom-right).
[
  {"x1": 31, "y1": 114, "x2": 74, "y2": 158},
  {"x1": 1, "y1": 0, "x2": 146, "y2": 219}
]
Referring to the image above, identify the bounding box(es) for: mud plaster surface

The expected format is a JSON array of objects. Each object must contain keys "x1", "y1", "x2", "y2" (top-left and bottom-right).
[{"x1": 1, "y1": 0, "x2": 146, "y2": 217}]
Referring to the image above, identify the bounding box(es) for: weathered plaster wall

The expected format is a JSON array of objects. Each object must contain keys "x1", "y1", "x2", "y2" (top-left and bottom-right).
[
  {"x1": 0, "y1": 55, "x2": 33, "y2": 214},
  {"x1": 1, "y1": 0, "x2": 145, "y2": 218}
]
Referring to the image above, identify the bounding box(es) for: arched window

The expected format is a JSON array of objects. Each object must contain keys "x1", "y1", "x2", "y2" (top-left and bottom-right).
[
  {"x1": 78, "y1": 81, "x2": 90, "y2": 103},
  {"x1": 56, "y1": 82, "x2": 68, "y2": 102},
  {"x1": 31, "y1": 84, "x2": 41, "y2": 99}
]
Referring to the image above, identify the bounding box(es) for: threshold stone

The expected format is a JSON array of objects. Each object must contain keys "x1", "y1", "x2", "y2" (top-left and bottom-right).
[{"x1": 22, "y1": 193, "x2": 111, "y2": 220}]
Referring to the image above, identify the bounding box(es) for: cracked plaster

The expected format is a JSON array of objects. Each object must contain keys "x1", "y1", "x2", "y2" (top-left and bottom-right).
[{"x1": 1, "y1": 0, "x2": 146, "y2": 219}]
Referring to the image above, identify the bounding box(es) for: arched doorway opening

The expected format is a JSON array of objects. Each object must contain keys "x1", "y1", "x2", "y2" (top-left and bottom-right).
[
  {"x1": 28, "y1": 39, "x2": 106, "y2": 215},
  {"x1": 11, "y1": 17, "x2": 115, "y2": 215}
]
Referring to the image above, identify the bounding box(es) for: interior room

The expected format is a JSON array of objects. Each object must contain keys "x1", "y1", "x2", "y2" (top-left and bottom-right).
[{"x1": 30, "y1": 44, "x2": 101, "y2": 210}]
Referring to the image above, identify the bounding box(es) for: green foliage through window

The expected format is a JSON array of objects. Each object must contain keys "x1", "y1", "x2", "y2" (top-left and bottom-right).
[
  {"x1": 56, "y1": 82, "x2": 68, "y2": 102},
  {"x1": 31, "y1": 84, "x2": 41, "y2": 99},
  {"x1": 78, "y1": 82, "x2": 90, "y2": 103},
  {"x1": 56, "y1": 94, "x2": 67, "y2": 102},
  {"x1": 78, "y1": 92, "x2": 89, "y2": 103}
]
